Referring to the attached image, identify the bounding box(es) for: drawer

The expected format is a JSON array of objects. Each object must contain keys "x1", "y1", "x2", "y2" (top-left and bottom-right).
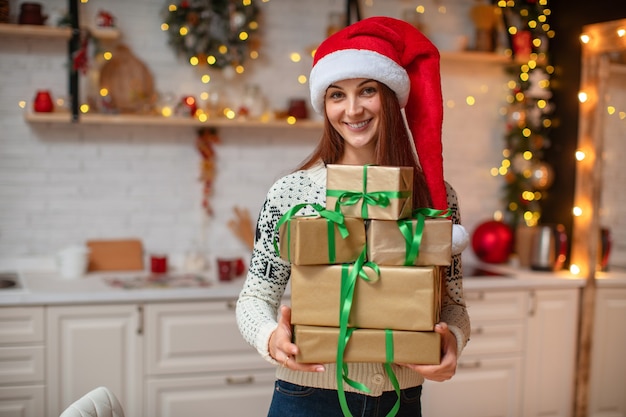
[
  {"x1": 0, "y1": 346, "x2": 45, "y2": 385},
  {"x1": 144, "y1": 301, "x2": 273, "y2": 376},
  {"x1": 462, "y1": 322, "x2": 524, "y2": 357},
  {"x1": 464, "y1": 290, "x2": 528, "y2": 322},
  {"x1": 0, "y1": 385, "x2": 45, "y2": 417},
  {"x1": 145, "y1": 369, "x2": 276, "y2": 417},
  {"x1": 0, "y1": 307, "x2": 44, "y2": 344}
]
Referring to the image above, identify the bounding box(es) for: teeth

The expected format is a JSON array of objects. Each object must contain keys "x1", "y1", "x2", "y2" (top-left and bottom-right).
[{"x1": 347, "y1": 120, "x2": 369, "y2": 128}]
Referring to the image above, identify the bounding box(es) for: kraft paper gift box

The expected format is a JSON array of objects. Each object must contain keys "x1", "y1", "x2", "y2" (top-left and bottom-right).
[
  {"x1": 278, "y1": 215, "x2": 366, "y2": 265},
  {"x1": 367, "y1": 218, "x2": 452, "y2": 266},
  {"x1": 294, "y1": 325, "x2": 441, "y2": 365},
  {"x1": 290, "y1": 264, "x2": 442, "y2": 331},
  {"x1": 325, "y1": 164, "x2": 413, "y2": 220}
]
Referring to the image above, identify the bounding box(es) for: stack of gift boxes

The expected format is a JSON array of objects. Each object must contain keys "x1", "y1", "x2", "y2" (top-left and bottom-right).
[{"x1": 277, "y1": 164, "x2": 452, "y2": 367}]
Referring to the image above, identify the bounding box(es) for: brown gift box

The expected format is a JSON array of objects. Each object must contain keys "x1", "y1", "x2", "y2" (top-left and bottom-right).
[
  {"x1": 294, "y1": 325, "x2": 441, "y2": 364},
  {"x1": 291, "y1": 264, "x2": 441, "y2": 331},
  {"x1": 325, "y1": 164, "x2": 413, "y2": 220},
  {"x1": 367, "y1": 219, "x2": 452, "y2": 266},
  {"x1": 278, "y1": 216, "x2": 366, "y2": 265}
]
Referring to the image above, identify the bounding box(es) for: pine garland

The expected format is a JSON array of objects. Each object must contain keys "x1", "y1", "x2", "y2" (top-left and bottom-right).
[{"x1": 163, "y1": 0, "x2": 260, "y2": 69}]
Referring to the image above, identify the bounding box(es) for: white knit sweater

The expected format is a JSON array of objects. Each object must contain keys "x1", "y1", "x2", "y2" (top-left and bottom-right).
[{"x1": 236, "y1": 161, "x2": 471, "y2": 396}]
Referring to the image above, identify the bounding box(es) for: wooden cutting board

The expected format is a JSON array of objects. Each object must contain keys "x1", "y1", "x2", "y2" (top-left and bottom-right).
[{"x1": 86, "y1": 239, "x2": 144, "y2": 271}]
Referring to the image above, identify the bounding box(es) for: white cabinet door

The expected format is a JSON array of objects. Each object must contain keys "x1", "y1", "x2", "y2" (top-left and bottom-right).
[
  {"x1": 588, "y1": 288, "x2": 626, "y2": 417},
  {"x1": 523, "y1": 289, "x2": 580, "y2": 417},
  {"x1": 421, "y1": 357, "x2": 523, "y2": 417},
  {"x1": 144, "y1": 301, "x2": 271, "y2": 375},
  {"x1": 145, "y1": 370, "x2": 276, "y2": 417},
  {"x1": 46, "y1": 305, "x2": 142, "y2": 417}
]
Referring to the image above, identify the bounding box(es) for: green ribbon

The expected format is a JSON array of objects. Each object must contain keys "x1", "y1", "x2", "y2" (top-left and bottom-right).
[
  {"x1": 336, "y1": 248, "x2": 381, "y2": 417},
  {"x1": 396, "y1": 208, "x2": 451, "y2": 266},
  {"x1": 327, "y1": 165, "x2": 411, "y2": 218},
  {"x1": 274, "y1": 203, "x2": 349, "y2": 263},
  {"x1": 383, "y1": 329, "x2": 401, "y2": 417}
]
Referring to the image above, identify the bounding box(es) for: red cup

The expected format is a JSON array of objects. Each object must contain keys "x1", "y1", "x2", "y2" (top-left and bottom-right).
[
  {"x1": 217, "y1": 258, "x2": 235, "y2": 281},
  {"x1": 217, "y1": 257, "x2": 245, "y2": 281},
  {"x1": 150, "y1": 254, "x2": 168, "y2": 274}
]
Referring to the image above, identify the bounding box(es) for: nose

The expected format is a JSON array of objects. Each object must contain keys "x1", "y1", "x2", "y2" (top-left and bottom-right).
[{"x1": 345, "y1": 96, "x2": 363, "y2": 117}]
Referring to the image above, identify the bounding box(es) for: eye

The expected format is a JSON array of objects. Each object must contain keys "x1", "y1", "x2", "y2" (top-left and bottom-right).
[
  {"x1": 361, "y1": 85, "x2": 377, "y2": 96},
  {"x1": 326, "y1": 89, "x2": 345, "y2": 100}
]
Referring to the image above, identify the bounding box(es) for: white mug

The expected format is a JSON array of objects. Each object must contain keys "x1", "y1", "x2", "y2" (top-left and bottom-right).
[{"x1": 57, "y1": 246, "x2": 90, "y2": 280}]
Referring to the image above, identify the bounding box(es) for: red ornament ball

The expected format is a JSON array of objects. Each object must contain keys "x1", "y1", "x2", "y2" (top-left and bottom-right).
[{"x1": 471, "y1": 220, "x2": 514, "y2": 264}]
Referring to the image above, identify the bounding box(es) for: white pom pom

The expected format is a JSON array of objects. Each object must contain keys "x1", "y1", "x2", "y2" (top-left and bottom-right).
[{"x1": 452, "y1": 224, "x2": 469, "y2": 255}]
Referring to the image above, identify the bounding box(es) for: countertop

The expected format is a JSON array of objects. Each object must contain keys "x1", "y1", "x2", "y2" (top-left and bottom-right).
[{"x1": 1, "y1": 258, "x2": 624, "y2": 307}]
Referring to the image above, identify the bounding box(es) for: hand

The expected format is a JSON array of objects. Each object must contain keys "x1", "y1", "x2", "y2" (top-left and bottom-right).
[
  {"x1": 227, "y1": 206, "x2": 255, "y2": 250},
  {"x1": 400, "y1": 322, "x2": 458, "y2": 382},
  {"x1": 268, "y1": 305, "x2": 325, "y2": 372}
]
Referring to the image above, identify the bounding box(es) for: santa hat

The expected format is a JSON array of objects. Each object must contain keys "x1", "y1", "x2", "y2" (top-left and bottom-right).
[{"x1": 309, "y1": 16, "x2": 447, "y2": 210}]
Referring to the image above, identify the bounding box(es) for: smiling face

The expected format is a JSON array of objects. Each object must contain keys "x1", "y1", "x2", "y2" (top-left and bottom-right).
[{"x1": 324, "y1": 78, "x2": 382, "y2": 165}]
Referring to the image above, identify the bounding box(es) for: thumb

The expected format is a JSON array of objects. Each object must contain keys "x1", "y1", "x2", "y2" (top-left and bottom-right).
[
  {"x1": 279, "y1": 305, "x2": 292, "y2": 327},
  {"x1": 434, "y1": 322, "x2": 449, "y2": 335}
]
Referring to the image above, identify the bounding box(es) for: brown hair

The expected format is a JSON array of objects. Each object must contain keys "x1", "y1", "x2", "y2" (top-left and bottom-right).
[{"x1": 298, "y1": 82, "x2": 433, "y2": 209}]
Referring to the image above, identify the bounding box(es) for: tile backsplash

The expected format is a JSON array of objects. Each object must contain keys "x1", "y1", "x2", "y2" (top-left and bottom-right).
[{"x1": 0, "y1": 0, "x2": 508, "y2": 265}]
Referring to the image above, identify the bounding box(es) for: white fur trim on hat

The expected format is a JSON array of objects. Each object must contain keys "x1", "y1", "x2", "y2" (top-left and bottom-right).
[{"x1": 309, "y1": 49, "x2": 410, "y2": 114}]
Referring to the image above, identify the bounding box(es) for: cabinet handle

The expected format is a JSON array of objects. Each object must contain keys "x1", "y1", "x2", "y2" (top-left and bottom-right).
[
  {"x1": 137, "y1": 305, "x2": 144, "y2": 335},
  {"x1": 226, "y1": 375, "x2": 255, "y2": 385},
  {"x1": 226, "y1": 300, "x2": 237, "y2": 310},
  {"x1": 528, "y1": 290, "x2": 537, "y2": 317},
  {"x1": 472, "y1": 326, "x2": 484, "y2": 335},
  {"x1": 458, "y1": 360, "x2": 481, "y2": 369}
]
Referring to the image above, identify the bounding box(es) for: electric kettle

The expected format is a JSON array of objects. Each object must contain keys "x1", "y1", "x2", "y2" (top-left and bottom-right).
[{"x1": 530, "y1": 224, "x2": 568, "y2": 271}]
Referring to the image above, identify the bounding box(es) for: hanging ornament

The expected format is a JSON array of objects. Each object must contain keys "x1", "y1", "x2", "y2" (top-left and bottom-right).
[
  {"x1": 529, "y1": 161, "x2": 554, "y2": 190},
  {"x1": 471, "y1": 220, "x2": 515, "y2": 264},
  {"x1": 162, "y1": 0, "x2": 260, "y2": 70}
]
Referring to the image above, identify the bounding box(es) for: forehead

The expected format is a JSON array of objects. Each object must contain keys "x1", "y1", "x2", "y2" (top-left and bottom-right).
[{"x1": 327, "y1": 78, "x2": 377, "y2": 88}]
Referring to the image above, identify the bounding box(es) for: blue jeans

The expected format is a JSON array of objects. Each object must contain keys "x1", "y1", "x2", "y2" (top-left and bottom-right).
[{"x1": 267, "y1": 380, "x2": 422, "y2": 417}]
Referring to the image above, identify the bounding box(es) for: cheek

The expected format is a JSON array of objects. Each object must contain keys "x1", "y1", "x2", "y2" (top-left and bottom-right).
[{"x1": 324, "y1": 102, "x2": 342, "y2": 121}]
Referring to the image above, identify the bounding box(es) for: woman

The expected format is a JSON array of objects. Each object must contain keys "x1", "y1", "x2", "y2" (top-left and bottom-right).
[{"x1": 237, "y1": 16, "x2": 470, "y2": 417}]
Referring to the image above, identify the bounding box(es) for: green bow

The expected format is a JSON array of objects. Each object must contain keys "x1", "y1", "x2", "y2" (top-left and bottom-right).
[
  {"x1": 274, "y1": 203, "x2": 349, "y2": 263},
  {"x1": 327, "y1": 165, "x2": 410, "y2": 218},
  {"x1": 397, "y1": 208, "x2": 451, "y2": 266}
]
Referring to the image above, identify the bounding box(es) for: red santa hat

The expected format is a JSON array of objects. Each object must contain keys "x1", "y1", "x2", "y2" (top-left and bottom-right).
[{"x1": 309, "y1": 16, "x2": 447, "y2": 210}]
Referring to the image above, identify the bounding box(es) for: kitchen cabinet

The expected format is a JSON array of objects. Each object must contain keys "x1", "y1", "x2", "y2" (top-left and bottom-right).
[
  {"x1": 588, "y1": 286, "x2": 626, "y2": 417},
  {"x1": 0, "y1": 307, "x2": 45, "y2": 417},
  {"x1": 43, "y1": 300, "x2": 275, "y2": 417},
  {"x1": 45, "y1": 304, "x2": 143, "y2": 417},
  {"x1": 523, "y1": 289, "x2": 579, "y2": 417},
  {"x1": 422, "y1": 286, "x2": 580, "y2": 417},
  {"x1": 143, "y1": 301, "x2": 275, "y2": 417}
]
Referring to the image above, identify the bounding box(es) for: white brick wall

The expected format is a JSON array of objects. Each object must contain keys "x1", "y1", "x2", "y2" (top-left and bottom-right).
[{"x1": 0, "y1": 0, "x2": 507, "y2": 264}]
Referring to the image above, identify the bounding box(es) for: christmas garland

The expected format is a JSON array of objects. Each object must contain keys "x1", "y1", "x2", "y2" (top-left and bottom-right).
[{"x1": 163, "y1": 0, "x2": 260, "y2": 69}]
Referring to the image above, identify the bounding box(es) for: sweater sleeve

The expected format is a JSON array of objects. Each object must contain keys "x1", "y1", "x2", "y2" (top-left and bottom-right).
[
  {"x1": 236, "y1": 169, "x2": 325, "y2": 364},
  {"x1": 441, "y1": 182, "x2": 471, "y2": 355}
]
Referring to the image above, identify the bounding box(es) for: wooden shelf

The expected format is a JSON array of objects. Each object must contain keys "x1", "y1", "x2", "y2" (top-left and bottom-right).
[
  {"x1": 24, "y1": 111, "x2": 324, "y2": 129},
  {"x1": 0, "y1": 23, "x2": 72, "y2": 39},
  {"x1": 86, "y1": 26, "x2": 121, "y2": 41}
]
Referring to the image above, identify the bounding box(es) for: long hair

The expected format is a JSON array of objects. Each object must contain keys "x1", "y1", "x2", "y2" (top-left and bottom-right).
[{"x1": 298, "y1": 82, "x2": 433, "y2": 209}]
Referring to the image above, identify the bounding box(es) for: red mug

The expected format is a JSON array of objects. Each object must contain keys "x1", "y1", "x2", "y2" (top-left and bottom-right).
[
  {"x1": 217, "y1": 257, "x2": 245, "y2": 281},
  {"x1": 150, "y1": 254, "x2": 168, "y2": 274}
]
